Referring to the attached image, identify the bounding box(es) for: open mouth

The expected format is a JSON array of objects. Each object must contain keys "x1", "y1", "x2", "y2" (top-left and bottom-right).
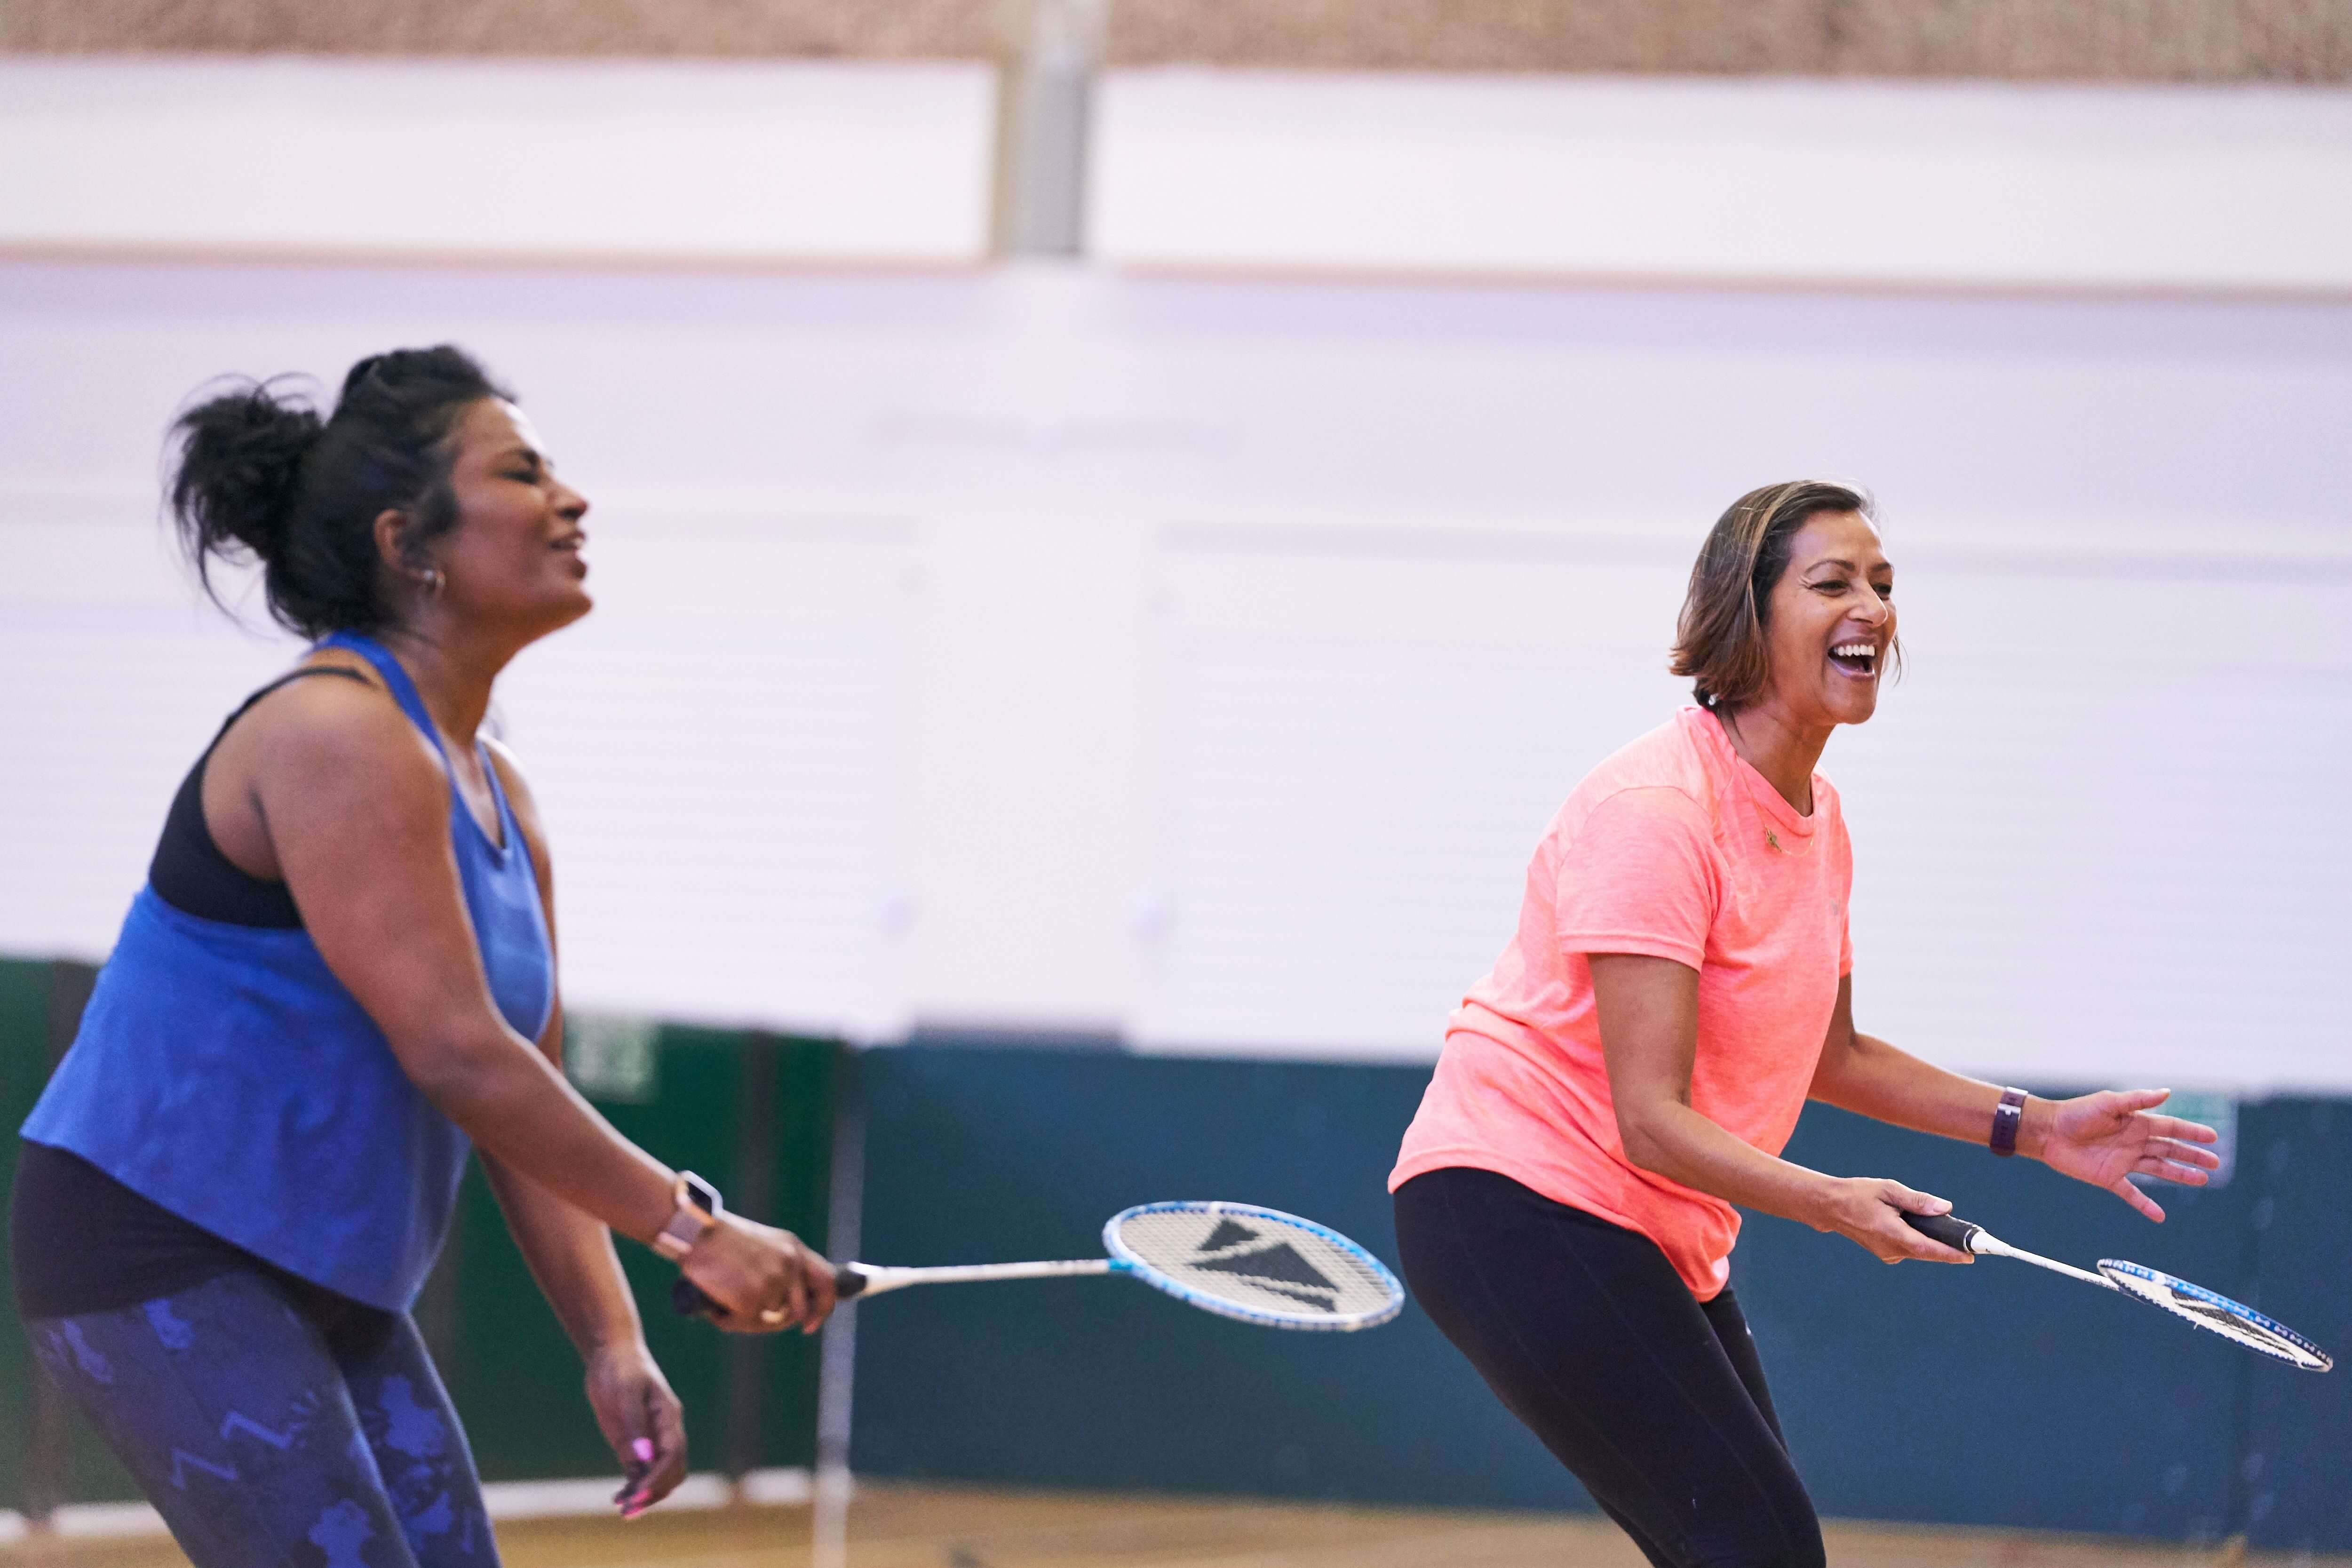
[{"x1": 1828, "y1": 641, "x2": 1877, "y2": 678}]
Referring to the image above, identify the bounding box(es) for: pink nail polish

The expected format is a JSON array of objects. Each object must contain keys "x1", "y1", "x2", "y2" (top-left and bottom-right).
[{"x1": 631, "y1": 1438, "x2": 655, "y2": 1463}]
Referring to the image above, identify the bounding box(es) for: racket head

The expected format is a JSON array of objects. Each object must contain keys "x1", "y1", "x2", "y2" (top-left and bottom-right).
[
  {"x1": 2098, "y1": 1260, "x2": 2333, "y2": 1372},
  {"x1": 1104, "y1": 1202, "x2": 1405, "y2": 1331}
]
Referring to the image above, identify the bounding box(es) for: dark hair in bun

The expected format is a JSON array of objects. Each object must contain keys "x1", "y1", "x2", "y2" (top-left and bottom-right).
[{"x1": 169, "y1": 345, "x2": 511, "y2": 638}]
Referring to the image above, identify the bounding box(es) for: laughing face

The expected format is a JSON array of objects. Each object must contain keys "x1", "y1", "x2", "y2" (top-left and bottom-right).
[{"x1": 1757, "y1": 509, "x2": 1896, "y2": 730}]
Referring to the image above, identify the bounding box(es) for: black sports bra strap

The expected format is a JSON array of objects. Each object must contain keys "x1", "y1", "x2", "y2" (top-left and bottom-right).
[
  {"x1": 155, "y1": 665, "x2": 386, "y2": 932},
  {"x1": 203, "y1": 665, "x2": 377, "y2": 751},
  {"x1": 235, "y1": 663, "x2": 376, "y2": 715}
]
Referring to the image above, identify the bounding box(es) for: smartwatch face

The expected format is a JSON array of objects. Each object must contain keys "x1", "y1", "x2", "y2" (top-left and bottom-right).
[{"x1": 679, "y1": 1171, "x2": 722, "y2": 1216}]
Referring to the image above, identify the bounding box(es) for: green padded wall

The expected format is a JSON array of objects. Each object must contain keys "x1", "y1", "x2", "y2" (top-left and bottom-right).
[
  {"x1": 848, "y1": 1046, "x2": 1514, "y2": 1507},
  {"x1": 2240, "y1": 1098, "x2": 2352, "y2": 1551},
  {"x1": 1, "y1": 959, "x2": 144, "y2": 1509},
  {"x1": 0, "y1": 957, "x2": 48, "y2": 1512},
  {"x1": 8, "y1": 985, "x2": 2346, "y2": 1548},
  {"x1": 849, "y1": 1046, "x2": 2351, "y2": 1547}
]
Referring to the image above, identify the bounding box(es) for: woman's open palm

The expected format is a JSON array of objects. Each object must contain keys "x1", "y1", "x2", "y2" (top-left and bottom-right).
[{"x1": 2041, "y1": 1089, "x2": 2222, "y2": 1221}]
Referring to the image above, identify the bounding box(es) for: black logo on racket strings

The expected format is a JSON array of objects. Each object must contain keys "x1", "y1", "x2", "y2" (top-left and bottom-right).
[
  {"x1": 1199, "y1": 1218, "x2": 1257, "y2": 1252},
  {"x1": 2165, "y1": 1286, "x2": 2241, "y2": 1328},
  {"x1": 1187, "y1": 1220, "x2": 1341, "y2": 1313}
]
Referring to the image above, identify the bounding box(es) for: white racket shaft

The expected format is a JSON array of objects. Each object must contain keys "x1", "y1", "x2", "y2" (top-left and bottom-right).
[
  {"x1": 1962, "y1": 1229, "x2": 2116, "y2": 1290},
  {"x1": 836, "y1": 1258, "x2": 1114, "y2": 1299}
]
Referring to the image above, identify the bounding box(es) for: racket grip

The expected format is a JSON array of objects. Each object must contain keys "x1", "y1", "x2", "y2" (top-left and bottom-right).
[
  {"x1": 1900, "y1": 1211, "x2": 1982, "y2": 1252},
  {"x1": 668, "y1": 1265, "x2": 866, "y2": 1321}
]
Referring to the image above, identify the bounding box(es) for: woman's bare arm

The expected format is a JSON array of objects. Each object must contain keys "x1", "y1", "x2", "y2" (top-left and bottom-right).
[
  {"x1": 1807, "y1": 976, "x2": 2033, "y2": 1146},
  {"x1": 1808, "y1": 975, "x2": 2219, "y2": 1221},
  {"x1": 1588, "y1": 953, "x2": 1967, "y2": 1264}
]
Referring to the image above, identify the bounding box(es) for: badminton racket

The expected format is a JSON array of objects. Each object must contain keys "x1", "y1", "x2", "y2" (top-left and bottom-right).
[
  {"x1": 1903, "y1": 1211, "x2": 2331, "y2": 1371},
  {"x1": 673, "y1": 1200, "x2": 1406, "y2": 1332}
]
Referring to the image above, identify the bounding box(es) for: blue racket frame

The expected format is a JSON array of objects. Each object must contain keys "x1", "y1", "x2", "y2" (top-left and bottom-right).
[
  {"x1": 1104, "y1": 1201, "x2": 1406, "y2": 1332},
  {"x1": 2099, "y1": 1259, "x2": 2334, "y2": 1371}
]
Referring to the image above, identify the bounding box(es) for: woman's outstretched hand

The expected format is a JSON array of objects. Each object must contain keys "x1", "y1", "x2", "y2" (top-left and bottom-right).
[{"x1": 2037, "y1": 1089, "x2": 2220, "y2": 1221}]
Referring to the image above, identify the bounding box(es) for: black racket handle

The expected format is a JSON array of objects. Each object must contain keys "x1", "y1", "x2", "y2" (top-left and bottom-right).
[
  {"x1": 1900, "y1": 1211, "x2": 1983, "y2": 1252},
  {"x1": 670, "y1": 1265, "x2": 866, "y2": 1321}
]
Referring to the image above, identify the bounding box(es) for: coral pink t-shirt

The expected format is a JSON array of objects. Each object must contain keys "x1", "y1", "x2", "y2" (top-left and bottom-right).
[{"x1": 1391, "y1": 706, "x2": 1853, "y2": 1299}]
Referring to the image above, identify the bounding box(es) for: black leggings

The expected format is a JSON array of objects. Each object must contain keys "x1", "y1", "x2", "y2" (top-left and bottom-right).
[{"x1": 1394, "y1": 1168, "x2": 1824, "y2": 1568}]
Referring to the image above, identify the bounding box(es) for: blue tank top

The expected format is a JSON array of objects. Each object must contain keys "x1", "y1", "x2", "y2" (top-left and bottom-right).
[{"x1": 22, "y1": 632, "x2": 555, "y2": 1312}]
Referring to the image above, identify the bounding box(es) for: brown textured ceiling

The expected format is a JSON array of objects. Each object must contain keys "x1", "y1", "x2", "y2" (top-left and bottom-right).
[
  {"x1": 1105, "y1": 0, "x2": 2352, "y2": 81},
  {"x1": 4, "y1": 0, "x2": 2347, "y2": 80},
  {"x1": 0, "y1": 0, "x2": 1009, "y2": 58}
]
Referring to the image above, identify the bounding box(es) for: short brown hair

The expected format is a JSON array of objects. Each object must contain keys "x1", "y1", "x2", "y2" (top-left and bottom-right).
[{"x1": 1669, "y1": 480, "x2": 1896, "y2": 712}]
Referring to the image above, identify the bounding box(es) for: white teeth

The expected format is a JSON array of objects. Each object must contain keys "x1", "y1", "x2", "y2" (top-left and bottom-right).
[{"x1": 1831, "y1": 644, "x2": 1875, "y2": 660}]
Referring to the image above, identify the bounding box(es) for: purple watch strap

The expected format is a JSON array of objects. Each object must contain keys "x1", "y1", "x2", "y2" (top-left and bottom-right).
[{"x1": 1990, "y1": 1087, "x2": 2027, "y2": 1157}]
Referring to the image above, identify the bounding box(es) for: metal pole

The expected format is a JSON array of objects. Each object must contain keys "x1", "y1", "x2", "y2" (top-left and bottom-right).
[
  {"x1": 810, "y1": 1046, "x2": 865, "y2": 1568},
  {"x1": 993, "y1": 0, "x2": 1105, "y2": 256},
  {"x1": 726, "y1": 1034, "x2": 780, "y2": 1486}
]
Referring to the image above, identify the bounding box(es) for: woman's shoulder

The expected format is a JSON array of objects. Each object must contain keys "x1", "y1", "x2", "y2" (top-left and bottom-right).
[
  {"x1": 1533, "y1": 711, "x2": 1719, "y2": 857},
  {"x1": 1566, "y1": 710, "x2": 1718, "y2": 818},
  {"x1": 219, "y1": 656, "x2": 429, "y2": 775}
]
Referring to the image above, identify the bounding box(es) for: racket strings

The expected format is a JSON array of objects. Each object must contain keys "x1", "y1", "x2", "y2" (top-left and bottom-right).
[{"x1": 1111, "y1": 1208, "x2": 1400, "y2": 1321}]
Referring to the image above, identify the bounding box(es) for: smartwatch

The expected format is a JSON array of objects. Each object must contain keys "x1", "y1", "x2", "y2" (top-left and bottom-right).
[
  {"x1": 1989, "y1": 1087, "x2": 2028, "y2": 1158},
  {"x1": 652, "y1": 1170, "x2": 723, "y2": 1260}
]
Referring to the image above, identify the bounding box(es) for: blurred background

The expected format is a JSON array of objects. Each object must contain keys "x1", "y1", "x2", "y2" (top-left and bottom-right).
[{"x1": 1, "y1": 0, "x2": 2348, "y2": 1560}]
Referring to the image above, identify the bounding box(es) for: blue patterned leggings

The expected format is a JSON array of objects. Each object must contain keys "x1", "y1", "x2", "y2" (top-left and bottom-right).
[{"x1": 26, "y1": 1268, "x2": 499, "y2": 1568}]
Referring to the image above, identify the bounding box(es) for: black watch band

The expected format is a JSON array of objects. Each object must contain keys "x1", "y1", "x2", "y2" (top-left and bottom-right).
[{"x1": 1990, "y1": 1087, "x2": 2028, "y2": 1157}]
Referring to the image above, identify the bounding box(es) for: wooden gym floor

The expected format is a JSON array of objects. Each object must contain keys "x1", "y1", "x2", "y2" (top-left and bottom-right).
[{"x1": 4, "y1": 1482, "x2": 2343, "y2": 1568}]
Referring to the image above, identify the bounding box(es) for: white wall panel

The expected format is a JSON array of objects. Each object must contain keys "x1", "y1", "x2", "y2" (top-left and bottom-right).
[
  {"x1": 0, "y1": 491, "x2": 917, "y2": 1041},
  {"x1": 0, "y1": 59, "x2": 996, "y2": 266},
  {"x1": 494, "y1": 515, "x2": 916, "y2": 1041},
  {"x1": 1136, "y1": 541, "x2": 1687, "y2": 1059},
  {"x1": 1830, "y1": 564, "x2": 2352, "y2": 1091},
  {"x1": 2, "y1": 259, "x2": 2346, "y2": 1086},
  {"x1": 1137, "y1": 533, "x2": 2352, "y2": 1090},
  {"x1": 1094, "y1": 71, "x2": 2352, "y2": 294},
  {"x1": 0, "y1": 494, "x2": 300, "y2": 957}
]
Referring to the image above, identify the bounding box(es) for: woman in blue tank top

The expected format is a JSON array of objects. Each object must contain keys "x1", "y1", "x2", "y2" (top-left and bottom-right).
[{"x1": 11, "y1": 347, "x2": 835, "y2": 1568}]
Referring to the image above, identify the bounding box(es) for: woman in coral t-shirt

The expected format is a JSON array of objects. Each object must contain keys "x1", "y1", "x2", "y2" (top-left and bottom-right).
[{"x1": 1391, "y1": 481, "x2": 2219, "y2": 1568}]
